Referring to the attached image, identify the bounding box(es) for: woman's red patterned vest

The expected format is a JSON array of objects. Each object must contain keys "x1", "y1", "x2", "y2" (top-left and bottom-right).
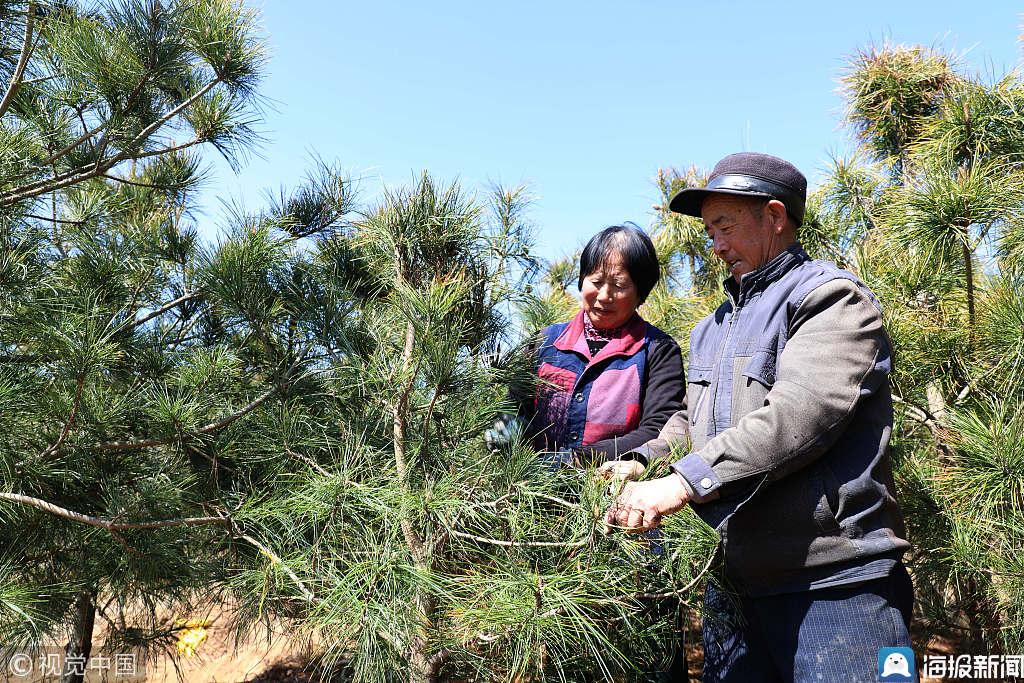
[{"x1": 531, "y1": 310, "x2": 650, "y2": 452}]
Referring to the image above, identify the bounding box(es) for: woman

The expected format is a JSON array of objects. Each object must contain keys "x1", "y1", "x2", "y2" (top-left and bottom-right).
[{"x1": 522, "y1": 224, "x2": 684, "y2": 476}]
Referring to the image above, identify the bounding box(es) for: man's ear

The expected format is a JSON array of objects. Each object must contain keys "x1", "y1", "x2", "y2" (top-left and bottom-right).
[{"x1": 766, "y1": 199, "x2": 789, "y2": 233}]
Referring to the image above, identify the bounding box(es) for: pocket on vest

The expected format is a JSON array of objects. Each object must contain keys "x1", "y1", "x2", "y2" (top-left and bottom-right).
[
  {"x1": 535, "y1": 362, "x2": 576, "y2": 432},
  {"x1": 732, "y1": 349, "x2": 776, "y2": 420}
]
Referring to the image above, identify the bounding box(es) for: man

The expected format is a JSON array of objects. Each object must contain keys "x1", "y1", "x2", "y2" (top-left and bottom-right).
[{"x1": 606, "y1": 153, "x2": 914, "y2": 682}]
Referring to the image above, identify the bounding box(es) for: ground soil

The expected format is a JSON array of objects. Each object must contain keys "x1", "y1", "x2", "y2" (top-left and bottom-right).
[{"x1": 16, "y1": 605, "x2": 961, "y2": 682}]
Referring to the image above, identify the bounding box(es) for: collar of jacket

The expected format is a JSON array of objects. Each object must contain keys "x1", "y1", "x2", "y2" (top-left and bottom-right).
[
  {"x1": 723, "y1": 243, "x2": 810, "y2": 306},
  {"x1": 553, "y1": 309, "x2": 648, "y2": 361}
]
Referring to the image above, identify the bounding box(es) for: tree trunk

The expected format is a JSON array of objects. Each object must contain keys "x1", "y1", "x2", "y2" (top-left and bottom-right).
[
  {"x1": 408, "y1": 592, "x2": 442, "y2": 683},
  {"x1": 393, "y1": 320, "x2": 443, "y2": 683},
  {"x1": 962, "y1": 577, "x2": 1003, "y2": 656},
  {"x1": 962, "y1": 240, "x2": 975, "y2": 334},
  {"x1": 61, "y1": 589, "x2": 95, "y2": 683},
  {"x1": 926, "y1": 382, "x2": 947, "y2": 422}
]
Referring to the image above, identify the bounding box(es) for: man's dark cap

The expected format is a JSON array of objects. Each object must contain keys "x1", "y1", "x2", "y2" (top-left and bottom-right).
[{"x1": 669, "y1": 152, "x2": 808, "y2": 226}]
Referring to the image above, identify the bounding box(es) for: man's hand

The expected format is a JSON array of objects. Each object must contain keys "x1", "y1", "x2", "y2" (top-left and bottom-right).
[
  {"x1": 596, "y1": 459, "x2": 646, "y2": 482},
  {"x1": 604, "y1": 474, "x2": 691, "y2": 532}
]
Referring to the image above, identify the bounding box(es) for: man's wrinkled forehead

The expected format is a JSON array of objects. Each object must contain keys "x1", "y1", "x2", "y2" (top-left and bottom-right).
[{"x1": 701, "y1": 194, "x2": 762, "y2": 227}]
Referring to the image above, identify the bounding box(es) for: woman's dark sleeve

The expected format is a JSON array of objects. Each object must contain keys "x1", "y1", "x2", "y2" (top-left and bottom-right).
[
  {"x1": 509, "y1": 334, "x2": 541, "y2": 416},
  {"x1": 573, "y1": 334, "x2": 685, "y2": 465},
  {"x1": 488, "y1": 334, "x2": 541, "y2": 451}
]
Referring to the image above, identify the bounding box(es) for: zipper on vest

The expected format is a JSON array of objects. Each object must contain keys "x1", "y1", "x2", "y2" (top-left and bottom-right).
[
  {"x1": 692, "y1": 381, "x2": 710, "y2": 421},
  {"x1": 707, "y1": 312, "x2": 736, "y2": 434}
]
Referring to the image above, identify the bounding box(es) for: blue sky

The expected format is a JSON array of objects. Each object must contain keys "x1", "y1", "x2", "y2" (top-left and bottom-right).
[{"x1": 199, "y1": 1, "x2": 1023, "y2": 261}]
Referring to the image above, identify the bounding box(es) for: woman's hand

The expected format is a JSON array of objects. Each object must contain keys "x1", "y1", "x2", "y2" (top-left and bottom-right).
[{"x1": 596, "y1": 459, "x2": 646, "y2": 482}]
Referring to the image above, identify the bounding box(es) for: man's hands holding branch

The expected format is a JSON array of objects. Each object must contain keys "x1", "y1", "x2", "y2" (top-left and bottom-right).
[{"x1": 604, "y1": 473, "x2": 691, "y2": 532}]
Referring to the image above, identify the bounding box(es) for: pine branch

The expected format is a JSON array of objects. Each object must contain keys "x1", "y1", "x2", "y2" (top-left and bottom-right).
[
  {"x1": 234, "y1": 531, "x2": 316, "y2": 602},
  {"x1": 40, "y1": 373, "x2": 85, "y2": 459},
  {"x1": 474, "y1": 489, "x2": 579, "y2": 511},
  {"x1": 102, "y1": 173, "x2": 176, "y2": 189},
  {"x1": 953, "y1": 376, "x2": 981, "y2": 405},
  {"x1": 633, "y1": 548, "x2": 718, "y2": 599},
  {"x1": 35, "y1": 119, "x2": 112, "y2": 171},
  {"x1": 0, "y1": 2, "x2": 35, "y2": 120},
  {"x1": 417, "y1": 385, "x2": 441, "y2": 461},
  {"x1": 18, "y1": 213, "x2": 86, "y2": 226},
  {"x1": 30, "y1": 72, "x2": 156, "y2": 171},
  {"x1": 892, "y1": 394, "x2": 941, "y2": 429},
  {"x1": 121, "y1": 77, "x2": 222, "y2": 157},
  {"x1": 473, "y1": 492, "x2": 515, "y2": 509},
  {"x1": 285, "y1": 447, "x2": 330, "y2": 477},
  {"x1": 0, "y1": 78, "x2": 222, "y2": 208},
  {"x1": 519, "y1": 491, "x2": 577, "y2": 509},
  {"x1": 19, "y1": 74, "x2": 55, "y2": 86},
  {"x1": 160, "y1": 312, "x2": 202, "y2": 349},
  {"x1": 393, "y1": 322, "x2": 416, "y2": 483},
  {"x1": 892, "y1": 394, "x2": 953, "y2": 457},
  {"x1": 127, "y1": 292, "x2": 197, "y2": 330},
  {"x1": 818, "y1": 238, "x2": 852, "y2": 272},
  {"x1": 95, "y1": 381, "x2": 282, "y2": 452},
  {"x1": 474, "y1": 550, "x2": 715, "y2": 648},
  {"x1": 233, "y1": 530, "x2": 410, "y2": 655},
  {"x1": 123, "y1": 275, "x2": 152, "y2": 323},
  {"x1": 73, "y1": 104, "x2": 97, "y2": 156},
  {"x1": 0, "y1": 492, "x2": 229, "y2": 531},
  {"x1": 448, "y1": 529, "x2": 590, "y2": 549},
  {"x1": 0, "y1": 495, "x2": 321, "y2": 611},
  {"x1": 130, "y1": 137, "x2": 204, "y2": 161},
  {"x1": 0, "y1": 157, "x2": 121, "y2": 209}
]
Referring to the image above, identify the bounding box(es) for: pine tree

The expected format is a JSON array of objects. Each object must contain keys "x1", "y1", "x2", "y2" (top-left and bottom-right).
[
  {"x1": 836, "y1": 43, "x2": 1024, "y2": 655},
  {"x1": 220, "y1": 175, "x2": 719, "y2": 682},
  {"x1": 0, "y1": 3, "x2": 721, "y2": 680},
  {"x1": 0, "y1": 0, "x2": 272, "y2": 678}
]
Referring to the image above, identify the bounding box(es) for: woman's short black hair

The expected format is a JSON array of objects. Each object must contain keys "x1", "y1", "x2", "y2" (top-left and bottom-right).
[{"x1": 577, "y1": 224, "x2": 660, "y2": 303}]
